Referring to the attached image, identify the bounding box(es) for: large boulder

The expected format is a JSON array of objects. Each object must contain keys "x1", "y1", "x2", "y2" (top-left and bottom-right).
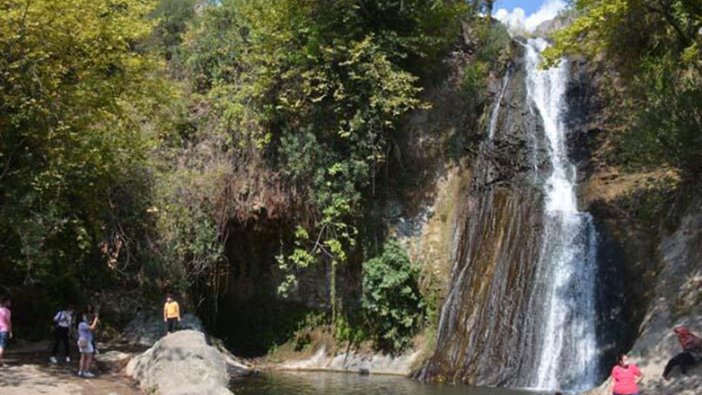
[
  {"x1": 126, "y1": 330, "x2": 233, "y2": 395},
  {"x1": 122, "y1": 311, "x2": 204, "y2": 346}
]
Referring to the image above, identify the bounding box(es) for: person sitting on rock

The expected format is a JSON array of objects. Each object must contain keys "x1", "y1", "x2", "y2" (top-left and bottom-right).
[
  {"x1": 163, "y1": 294, "x2": 181, "y2": 335},
  {"x1": 663, "y1": 325, "x2": 702, "y2": 380}
]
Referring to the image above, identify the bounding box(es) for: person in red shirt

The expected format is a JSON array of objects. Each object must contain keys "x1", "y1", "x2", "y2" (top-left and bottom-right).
[
  {"x1": 610, "y1": 354, "x2": 643, "y2": 395},
  {"x1": 662, "y1": 325, "x2": 702, "y2": 379}
]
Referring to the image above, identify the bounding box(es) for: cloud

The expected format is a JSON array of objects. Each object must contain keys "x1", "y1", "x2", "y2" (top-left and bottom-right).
[{"x1": 494, "y1": 0, "x2": 567, "y2": 33}]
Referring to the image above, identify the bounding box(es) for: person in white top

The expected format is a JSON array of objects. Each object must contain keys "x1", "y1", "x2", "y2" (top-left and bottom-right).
[{"x1": 49, "y1": 305, "x2": 74, "y2": 363}]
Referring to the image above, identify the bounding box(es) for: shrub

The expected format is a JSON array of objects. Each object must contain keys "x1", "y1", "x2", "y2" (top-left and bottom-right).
[{"x1": 361, "y1": 241, "x2": 423, "y2": 352}]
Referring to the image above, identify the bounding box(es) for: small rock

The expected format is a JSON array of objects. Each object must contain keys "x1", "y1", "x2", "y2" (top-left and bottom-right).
[{"x1": 96, "y1": 351, "x2": 132, "y2": 373}]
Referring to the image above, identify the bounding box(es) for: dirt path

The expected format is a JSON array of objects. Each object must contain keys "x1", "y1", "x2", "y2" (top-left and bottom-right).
[{"x1": 0, "y1": 350, "x2": 141, "y2": 395}]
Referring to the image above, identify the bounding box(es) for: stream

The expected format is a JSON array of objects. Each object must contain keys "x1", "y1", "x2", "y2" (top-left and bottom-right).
[{"x1": 231, "y1": 371, "x2": 551, "y2": 395}]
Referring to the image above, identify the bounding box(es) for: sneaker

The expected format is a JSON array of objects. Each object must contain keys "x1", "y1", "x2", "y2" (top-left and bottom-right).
[
  {"x1": 65, "y1": 356, "x2": 71, "y2": 363},
  {"x1": 82, "y1": 371, "x2": 95, "y2": 378},
  {"x1": 49, "y1": 356, "x2": 58, "y2": 364},
  {"x1": 77, "y1": 371, "x2": 83, "y2": 377}
]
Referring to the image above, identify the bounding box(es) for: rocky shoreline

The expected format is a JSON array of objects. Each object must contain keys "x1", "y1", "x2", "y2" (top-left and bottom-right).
[{"x1": 276, "y1": 345, "x2": 422, "y2": 377}]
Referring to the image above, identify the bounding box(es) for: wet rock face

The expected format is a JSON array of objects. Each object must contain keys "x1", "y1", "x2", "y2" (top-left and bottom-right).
[
  {"x1": 475, "y1": 51, "x2": 549, "y2": 190},
  {"x1": 419, "y1": 44, "x2": 551, "y2": 386},
  {"x1": 563, "y1": 49, "x2": 702, "y2": 394},
  {"x1": 578, "y1": 204, "x2": 702, "y2": 395},
  {"x1": 564, "y1": 57, "x2": 632, "y2": 377}
]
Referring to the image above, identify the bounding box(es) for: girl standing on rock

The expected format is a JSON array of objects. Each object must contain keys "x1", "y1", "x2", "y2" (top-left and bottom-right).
[
  {"x1": 77, "y1": 310, "x2": 99, "y2": 378},
  {"x1": 611, "y1": 354, "x2": 643, "y2": 395}
]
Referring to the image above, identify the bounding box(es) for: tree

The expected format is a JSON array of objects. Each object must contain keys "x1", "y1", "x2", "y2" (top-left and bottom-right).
[
  {"x1": 0, "y1": 0, "x2": 168, "y2": 286},
  {"x1": 544, "y1": 0, "x2": 702, "y2": 173},
  {"x1": 184, "y1": 0, "x2": 467, "y2": 322}
]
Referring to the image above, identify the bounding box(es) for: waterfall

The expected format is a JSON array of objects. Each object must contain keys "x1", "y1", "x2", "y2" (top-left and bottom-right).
[
  {"x1": 488, "y1": 67, "x2": 512, "y2": 140},
  {"x1": 524, "y1": 38, "x2": 599, "y2": 391},
  {"x1": 419, "y1": 37, "x2": 603, "y2": 393}
]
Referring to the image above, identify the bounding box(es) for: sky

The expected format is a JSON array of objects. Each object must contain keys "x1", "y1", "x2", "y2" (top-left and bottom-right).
[{"x1": 492, "y1": 0, "x2": 568, "y2": 33}]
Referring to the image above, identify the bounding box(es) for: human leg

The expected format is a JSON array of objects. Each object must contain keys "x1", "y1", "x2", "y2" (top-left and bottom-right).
[
  {"x1": 79, "y1": 353, "x2": 87, "y2": 375},
  {"x1": 0, "y1": 331, "x2": 8, "y2": 365},
  {"x1": 663, "y1": 352, "x2": 695, "y2": 378},
  {"x1": 60, "y1": 327, "x2": 70, "y2": 359},
  {"x1": 677, "y1": 352, "x2": 696, "y2": 374},
  {"x1": 168, "y1": 318, "x2": 178, "y2": 333},
  {"x1": 83, "y1": 353, "x2": 95, "y2": 377},
  {"x1": 50, "y1": 327, "x2": 60, "y2": 361}
]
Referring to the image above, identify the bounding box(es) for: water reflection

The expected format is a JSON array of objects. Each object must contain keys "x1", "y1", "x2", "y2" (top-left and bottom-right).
[{"x1": 231, "y1": 371, "x2": 551, "y2": 395}]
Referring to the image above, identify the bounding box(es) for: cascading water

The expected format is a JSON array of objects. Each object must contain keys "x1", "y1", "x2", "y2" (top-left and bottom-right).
[
  {"x1": 488, "y1": 67, "x2": 512, "y2": 140},
  {"x1": 420, "y1": 38, "x2": 603, "y2": 393},
  {"x1": 524, "y1": 38, "x2": 599, "y2": 391}
]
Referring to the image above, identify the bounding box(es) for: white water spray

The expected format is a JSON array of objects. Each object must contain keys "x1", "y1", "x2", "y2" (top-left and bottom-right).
[
  {"x1": 525, "y1": 38, "x2": 599, "y2": 392},
  {"x1": 488, "y1": 68, "x2": 512, "y2": 140}
]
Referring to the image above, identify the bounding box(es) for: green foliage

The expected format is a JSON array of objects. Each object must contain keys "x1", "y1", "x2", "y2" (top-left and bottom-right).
[
  {"x1": 155, "y1": 182, "x2": 226, "y2": 289},
  {"x1": 184, "y1": 0, "x2": 467, "y2": 320},
  {"x1": 0, "y1": 0, "x2": 165, "y2": 287},
  {"x1": 0, "y1": 0, "x2": 491, "y2": 351},
  {"x1": 460, "y1": 22, "x2": 510, "y2": 108},
  {"x1": 462, "y1": 61, "x2": 490, "y2": 103},
  {"x1": 333, "y1": 314, "x2": 368, "y2": 345},
  {"x1": 361, "y1": 241, "x2": 423, "y2": 352},
  {"x1": 148, "y1": 0, "x2": 197, "y2": 63},
  {"x1": 545, "y1": 0, "x2": 702, "y2": 174},
  {"x1": 476, "y1": 22, "x2": 512, "y2": 68}
]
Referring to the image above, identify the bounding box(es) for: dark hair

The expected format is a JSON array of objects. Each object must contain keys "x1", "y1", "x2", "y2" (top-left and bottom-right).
[
  {"x1": 555, "y1": 392, "x2": 563, "y2": 395},
  {"x1": 617, "y1": 353, "x2": 627, "y2": 365},
  {"x1": 0, "y1": 296, "x2": 10, "y2": 306},
  {"x1": 80, "y1": 309, "x2": 98, "y2": 324}
]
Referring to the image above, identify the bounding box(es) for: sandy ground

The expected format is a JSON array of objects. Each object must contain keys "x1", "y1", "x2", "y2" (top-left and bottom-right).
[{"x1": 0, "y1": 347, "x2": 141, "y2": 395}]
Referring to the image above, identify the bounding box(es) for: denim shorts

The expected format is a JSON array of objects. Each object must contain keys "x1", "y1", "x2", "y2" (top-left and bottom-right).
[
  {"x1": 0, "y1": 331, "x2": 8, "y2": 348},
  {"x1": 77, "y1": 338, "x2": 94, "y2": 354}
]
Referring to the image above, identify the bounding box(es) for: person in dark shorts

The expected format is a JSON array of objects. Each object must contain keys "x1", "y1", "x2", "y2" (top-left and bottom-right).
[
  {"x1": 163, "y1": 294, "x2": 181, "y2": 335},
  {"x1": 663, "y1": 325, "x2": 702, "y2": 379}
]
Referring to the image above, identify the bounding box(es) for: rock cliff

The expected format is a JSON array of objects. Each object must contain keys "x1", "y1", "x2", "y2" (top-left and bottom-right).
[{"x1": 571, "y1": 52, "x2": 702, "y2": 394}]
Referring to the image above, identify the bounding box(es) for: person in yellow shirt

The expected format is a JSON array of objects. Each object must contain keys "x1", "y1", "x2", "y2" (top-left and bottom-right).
[{"x1": 163, "y1": 294, "x2": 181, "y2": 335}]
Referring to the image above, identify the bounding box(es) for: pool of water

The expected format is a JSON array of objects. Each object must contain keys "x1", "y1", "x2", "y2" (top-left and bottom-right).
[{"x1": 231, "y1": 371, "x2": 551, "y2": 395}]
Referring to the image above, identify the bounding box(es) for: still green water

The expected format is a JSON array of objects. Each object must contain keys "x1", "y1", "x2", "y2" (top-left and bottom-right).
[{"x1": 231, "y1": 371, "x2": 551, "y2": 395}]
